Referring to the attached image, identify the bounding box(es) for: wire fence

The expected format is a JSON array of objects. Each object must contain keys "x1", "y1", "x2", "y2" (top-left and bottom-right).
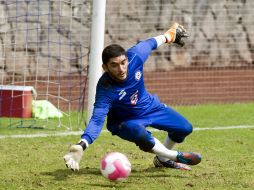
[
  {"x1": 0, "y1": 0, "x2": 253, "y2": 128},
  {"x1": 105, "y1": 0, "x2": 254, "y2": 104}
]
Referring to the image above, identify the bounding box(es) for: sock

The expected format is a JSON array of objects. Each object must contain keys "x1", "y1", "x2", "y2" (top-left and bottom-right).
[
  {"x1": 153, "y1": 35, "x2": 166, "y2": 47},
  {"x1": 164, "y1": 136, "x2": 177, "y2": 150},
  {"x1": 157, "y1": 136, "x2": 177, "y2": 162},
  {"x1": 151, "y1": 137, "x2": 178, "y2": 162}
]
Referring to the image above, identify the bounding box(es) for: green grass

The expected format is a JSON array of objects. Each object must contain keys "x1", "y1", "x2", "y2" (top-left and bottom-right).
[
  {"x1": 0, "y1": 111, "x2": 86, "y2": 135},
  {"x1": 0, "y1": 103, "x2": 254, "y2": 189},
  {"x1": 174, "y1": 102, "x2": 254, "y2": 128}
]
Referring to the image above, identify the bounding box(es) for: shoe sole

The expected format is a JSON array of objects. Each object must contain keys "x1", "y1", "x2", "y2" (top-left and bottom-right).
[{"x1": 153, "y1": 156, "x2": 191, "y2": 170}]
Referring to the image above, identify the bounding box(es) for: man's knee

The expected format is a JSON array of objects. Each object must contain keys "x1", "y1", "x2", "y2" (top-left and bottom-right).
[
  {"x1": 184, "y1": 122, "x2": 193, "y2": 135},
  {"x1": 134, "y1": 128, "x2": 155, "y2": 152},
  {"x1": 170, "y1": 122, "x2": 193, "y2": 143},
  {"x1": 136, "y1": 135, "x2": 155, "y2": 152},
  {"x1": 122, "y1": 122, "x2": 155, "y2": 152}
]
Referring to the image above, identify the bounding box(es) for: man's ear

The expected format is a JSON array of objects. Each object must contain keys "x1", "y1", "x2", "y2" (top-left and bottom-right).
[{"x1": 102, "y1": 64, "x2": 108, "y2": 72}]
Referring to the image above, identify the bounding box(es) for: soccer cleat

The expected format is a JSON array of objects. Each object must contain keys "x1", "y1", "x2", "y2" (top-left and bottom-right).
[
  {"x1": 176, "y1": 152, "x2": 202, "y2": 165},
  {"x1": 153, "y1": 156, "x2": 192, "y2": 170}
]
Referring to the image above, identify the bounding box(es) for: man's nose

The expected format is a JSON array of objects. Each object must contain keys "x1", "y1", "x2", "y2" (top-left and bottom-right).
[{"x1": 119, "y1": 65, "x2": 125, "y2": 72}]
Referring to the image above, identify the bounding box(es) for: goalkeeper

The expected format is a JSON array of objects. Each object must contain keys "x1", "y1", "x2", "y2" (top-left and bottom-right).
[{"x1": 64, "y1": 23, "x2": 202, "y2": 171}]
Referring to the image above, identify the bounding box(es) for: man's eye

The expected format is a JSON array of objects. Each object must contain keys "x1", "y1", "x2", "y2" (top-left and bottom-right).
[
  {"x1": 110, "y1": 64, "x2": 117, "y2": 67},
  {"x1": 122, "y1": 60, "x2": 127, "y2": 64}
]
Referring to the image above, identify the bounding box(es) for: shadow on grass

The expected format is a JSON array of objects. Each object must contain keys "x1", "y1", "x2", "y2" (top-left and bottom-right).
[
  {"x1": 86, "y1": 181, "x2": 131, "y2": 189},
  {"x1": 132, "y1": 166, "x2": 190, "y2": 179},
  {"x1": 41, "y1": 167, "x2": 131, "y2": 189},
  {"x1": 41, "y1": 167, "x2": 189, "y2": 183},
  {"x1": 41, "y1": 167, "x2": 101, "y2": 181}
]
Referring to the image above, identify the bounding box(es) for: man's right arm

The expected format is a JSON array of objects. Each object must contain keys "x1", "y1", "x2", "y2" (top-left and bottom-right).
[
  {"x1": 64, "y1": 106, "x2": 110, "y2": 171},
  {"x1": 81, "y1": 106, "x2": 110, "y2": 145},
  {"x1": 64, "y1": 81, "x2": 113, "y2": 171},
  {"x1": 80, "y1": 79, "x2": 113, "y2": 145}
]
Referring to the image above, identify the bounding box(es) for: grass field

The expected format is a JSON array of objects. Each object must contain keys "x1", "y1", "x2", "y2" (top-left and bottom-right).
[{"x1": 0, "y1": 103, "x2": 254, "y2": 190}]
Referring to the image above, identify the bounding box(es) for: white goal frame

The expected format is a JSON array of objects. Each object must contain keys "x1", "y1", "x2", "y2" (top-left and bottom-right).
[{"x1": 87, "y1": 0, "x2": 106, "y2": 121}]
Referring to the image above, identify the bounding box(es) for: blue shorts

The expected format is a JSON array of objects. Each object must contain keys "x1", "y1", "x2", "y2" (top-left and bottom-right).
[{"x1": 106, "y1": 104, "x2": 193, "y2": 149}]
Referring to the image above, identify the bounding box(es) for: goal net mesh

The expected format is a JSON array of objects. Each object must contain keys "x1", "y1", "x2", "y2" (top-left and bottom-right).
[
  {"x1": 1, "y1": 0, "x2": 254, "y2": 129},
  {"x1": 0, "y1": 0, "x2": 91, "y2": 129}
]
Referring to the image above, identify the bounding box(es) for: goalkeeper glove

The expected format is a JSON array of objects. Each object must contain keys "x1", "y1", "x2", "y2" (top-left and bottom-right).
[
  {"x1": 63, "y1": 140, "x2": 87, "y2": 171},
  {"x1": 164, "y1": 23, "x2": 189, "y2": 47}
]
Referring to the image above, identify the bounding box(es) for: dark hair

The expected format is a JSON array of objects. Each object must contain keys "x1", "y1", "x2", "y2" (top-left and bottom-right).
[{"x1": 102, "y1": 44, "x2": 126, "y2": 64}]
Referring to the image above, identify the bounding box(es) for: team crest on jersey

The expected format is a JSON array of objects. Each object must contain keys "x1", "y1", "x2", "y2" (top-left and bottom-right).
[
  {"x1": 130, "y1": 90, "x2": 139, "y2": 105},
  {"x1": 135, "y1": 70, "x2": 142, "y2": 81}
]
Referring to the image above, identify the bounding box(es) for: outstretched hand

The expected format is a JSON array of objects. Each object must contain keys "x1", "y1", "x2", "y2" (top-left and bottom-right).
[
  {"x1": 64, "y1": 144, "x2": 84, "y2": 171},
  {"x1": 164, "y1": 23, "x2": 189, "y2": 47}
]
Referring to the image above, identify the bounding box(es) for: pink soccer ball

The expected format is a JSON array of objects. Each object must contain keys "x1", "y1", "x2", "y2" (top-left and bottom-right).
[{"x1": 100, "y1": 152, "x2": 131, "y2": 181}]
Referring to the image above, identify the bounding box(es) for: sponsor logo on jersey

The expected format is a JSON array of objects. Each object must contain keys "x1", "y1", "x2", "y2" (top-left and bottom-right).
[
  {"x1": 135, "y1": 70, "x2": 142, "y2": 81},
  {"x1": 130, "y1": 90, "x2": 138, "y2": 105},
  {"x1": 118, "y1": 89, "x2": 126, "y2": 100}
]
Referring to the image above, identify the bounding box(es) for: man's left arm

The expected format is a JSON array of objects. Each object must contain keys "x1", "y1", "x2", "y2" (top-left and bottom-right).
[
  {"x1": 127, "y1": 38, "x2": 158, "y2": 64},
  {"x1": 128, "y1": 22, "x2": 189, "y2": 63},
  {"x1": 155, "y1": 22, "x2": 189, "y2": 48}
]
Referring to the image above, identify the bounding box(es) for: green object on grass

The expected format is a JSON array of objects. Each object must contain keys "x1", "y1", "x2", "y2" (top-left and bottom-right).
[{"x1": 32, "y1": 100, "x2": 63, "y2": 119}]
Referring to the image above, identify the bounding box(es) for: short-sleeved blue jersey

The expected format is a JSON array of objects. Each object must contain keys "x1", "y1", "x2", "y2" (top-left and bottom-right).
[{"x1": 81, "y1": 38, "x2": 162, "y2": 144}]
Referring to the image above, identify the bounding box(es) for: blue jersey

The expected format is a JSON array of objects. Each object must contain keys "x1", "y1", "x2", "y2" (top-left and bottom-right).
[{"x1": 82, "y1": 38, "x2": 163, "y2": 144}]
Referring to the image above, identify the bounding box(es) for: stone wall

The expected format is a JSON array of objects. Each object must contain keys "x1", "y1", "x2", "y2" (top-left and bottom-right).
[
  {"x1": 0, "y1": 0, "x2": 253, "y2": 77},
  {"x1": 0, "y1": 0, "x2": 254, "y2": 110},
  {"x1": 105, "y1": 0, "x2": 254, "y2": 71},
  {"x1": 0, "y1": 0, "x2": 92, "y2": 77}
]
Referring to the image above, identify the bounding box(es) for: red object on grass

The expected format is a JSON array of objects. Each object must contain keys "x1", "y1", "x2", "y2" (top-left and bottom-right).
[{"x1": 0, "y1": 85, "x2": 36, "y2": 118}]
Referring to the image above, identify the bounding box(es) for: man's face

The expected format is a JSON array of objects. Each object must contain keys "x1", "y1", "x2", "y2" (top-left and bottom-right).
[{"x1": 103, "y1": 55, "x2": 128, "y2": 82}]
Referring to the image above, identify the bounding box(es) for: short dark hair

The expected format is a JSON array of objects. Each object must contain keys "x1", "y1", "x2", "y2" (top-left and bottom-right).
[{"x1": 102, "y1": 44, "x2": 126, "y2": 64}]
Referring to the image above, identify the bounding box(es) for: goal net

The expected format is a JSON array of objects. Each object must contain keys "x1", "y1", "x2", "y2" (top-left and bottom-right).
[
  {"x1": 104, "y1": 0, "x2": 254, "y2": 105},
  {"x1": 1, "y1": 0, "x2": 254, "y2": 130},
  {"x1": 0, "y1": 0, "x2": 92, "y2": 129}
]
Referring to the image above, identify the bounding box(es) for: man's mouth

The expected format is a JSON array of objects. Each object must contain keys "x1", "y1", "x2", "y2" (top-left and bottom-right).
[{"x1": 119, "y1": 73, "x2": 126, "y2": 77}]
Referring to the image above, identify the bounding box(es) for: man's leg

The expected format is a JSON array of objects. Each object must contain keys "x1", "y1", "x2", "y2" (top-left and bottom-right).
[
  {"x1": 107, "y1": 118, "x2": 200, "y2": 169},
  {"x1": 152, "y1": 137, "x2": 192, "y2": 170},
  {"x1": 108, "y1": 119, "x2": 156, "y2": 152},
  {"x1": 113, "y1": 121, "x2": 197, "y2": 169},
  {"x1": 145, "y1": 105, "x2": 202, "y2": 167},
  {"x1": 107, "y1": 118, "x2": 178, "y2": 159},
  {"x1": 158, "y1": 136, "x2": 176, "y2": 162},
  {"x1": 150, "y1": 105, "x2": 193, "y2": 143},
  {"x1": 164, "y1": 136, "x2": 176, "y2": 150}
]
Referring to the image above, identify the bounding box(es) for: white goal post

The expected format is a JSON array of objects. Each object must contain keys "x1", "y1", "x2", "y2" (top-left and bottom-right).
[{"x1": 87, "y1": 0, "x2": 106, "y2": 121}]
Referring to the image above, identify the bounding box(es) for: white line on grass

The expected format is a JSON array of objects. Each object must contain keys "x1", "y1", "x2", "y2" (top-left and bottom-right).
[
  {"x1": 193, "y1": 125, "x2": 254, "y2": 131},
  {"x1": 0, "y1": 125, "x2": 254, "y2": 139}
]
